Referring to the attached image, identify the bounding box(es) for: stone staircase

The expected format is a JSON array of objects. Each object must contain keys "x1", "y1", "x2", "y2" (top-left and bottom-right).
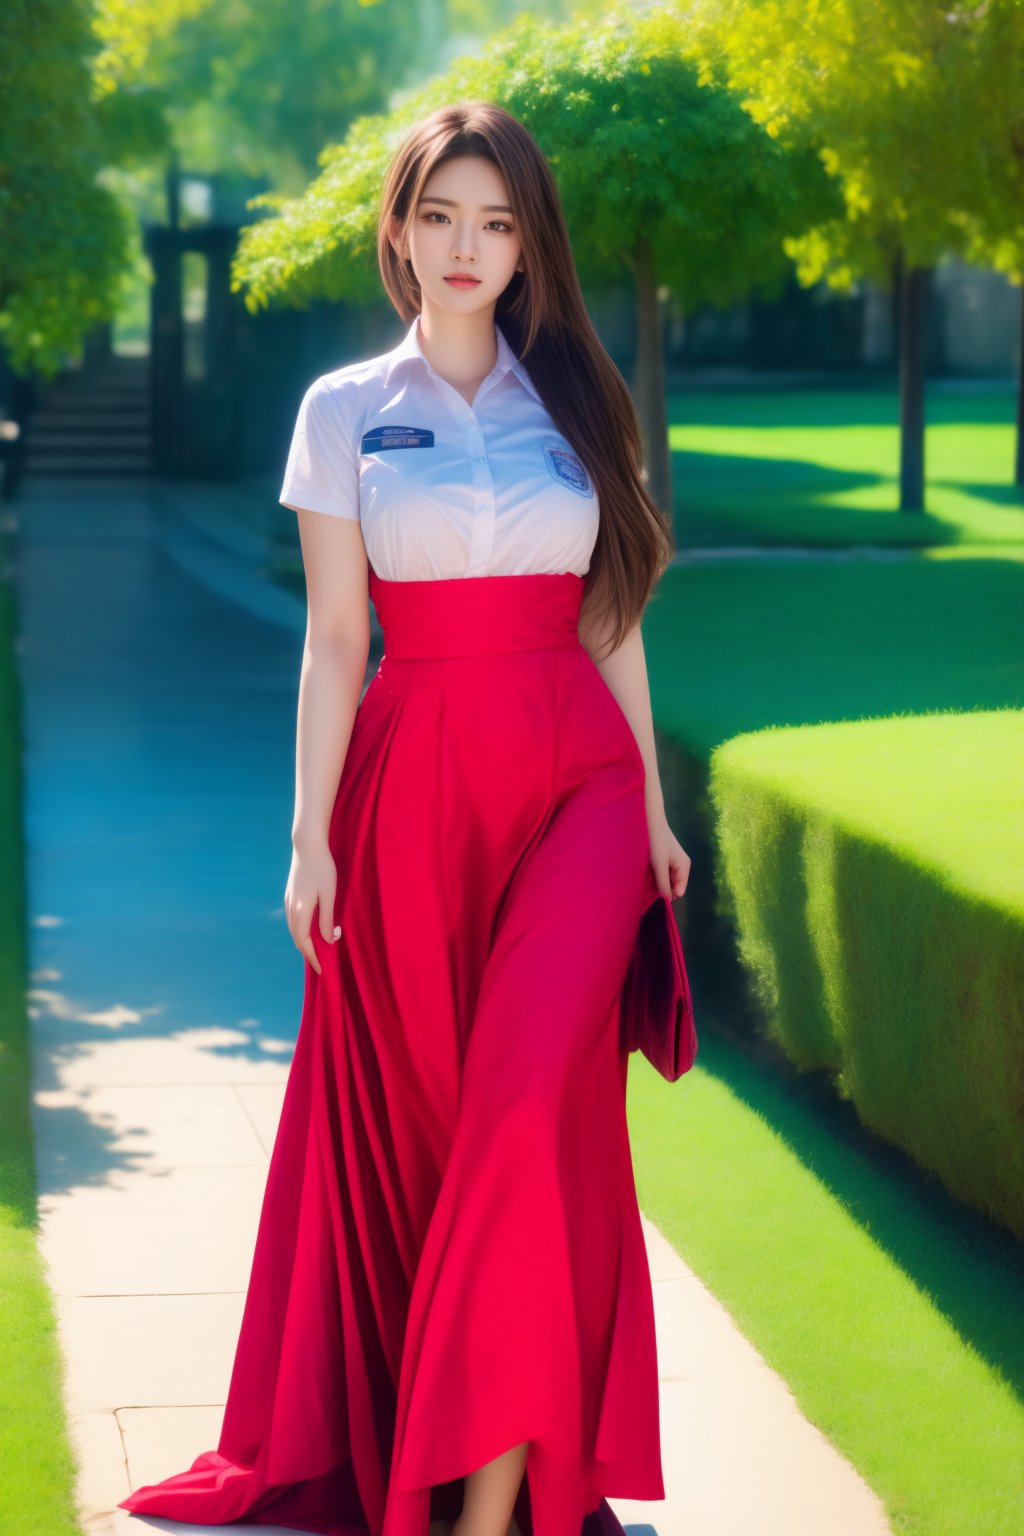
[{"x1": 24, "y1": 353, "x2": 151, "y2": 477}]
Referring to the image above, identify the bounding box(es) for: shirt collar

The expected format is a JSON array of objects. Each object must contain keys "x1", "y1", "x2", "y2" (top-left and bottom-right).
[{"x1": 383, "y1": 312, "x2": 542, "y2": 404}]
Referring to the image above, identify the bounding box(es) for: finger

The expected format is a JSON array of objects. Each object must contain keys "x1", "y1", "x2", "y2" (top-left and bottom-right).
[
  {"x1": 320, "y1": 902, "x2": 341, "y2": 944},
  {"x1": 299, "y1": 931, "x2": 321, "y2": 975}
]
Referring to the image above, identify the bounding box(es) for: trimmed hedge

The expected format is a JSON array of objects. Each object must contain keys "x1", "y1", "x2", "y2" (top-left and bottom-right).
[{"x1": 708, "y1": 708, "x2": 1024, "y2": 1239}]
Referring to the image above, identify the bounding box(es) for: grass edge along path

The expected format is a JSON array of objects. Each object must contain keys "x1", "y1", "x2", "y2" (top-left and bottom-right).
[
  {"x1": 0, "y1": 563, "x2": 83, "y2": 1536},
  {"x1": 626, "y1": 987, "x2": 1024, "y2": 1536}
]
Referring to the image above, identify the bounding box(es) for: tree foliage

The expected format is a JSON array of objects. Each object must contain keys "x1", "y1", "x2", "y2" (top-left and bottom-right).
[
  {"x1": 950, "y1": 0, "x2": 1024, "y2": 282},
  {"x1": 88, "y1": 0, "x2": 548, "y2": 188},
  {"x1": 680, "y1": 0, "x2": 1022, "y2": 290},
  {"x1": 0, "y1": 0, "x2": 134, "y2": 376},
  {"x1": 0, "y1": 0, "x2": 459, "y2": 375},
  {"x1": 231, "y1": 2, "x2": 839, "y2": 313}
]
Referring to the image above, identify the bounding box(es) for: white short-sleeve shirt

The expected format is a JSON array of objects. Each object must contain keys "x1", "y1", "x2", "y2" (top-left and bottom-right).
[{"x1": 279, "y1": 313, "x2": 600, "y2": 581}]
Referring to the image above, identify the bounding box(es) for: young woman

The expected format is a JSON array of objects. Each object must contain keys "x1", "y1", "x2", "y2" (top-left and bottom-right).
[{"x1": 119, "y1": 101, "x2": 692, "y2": 1536}]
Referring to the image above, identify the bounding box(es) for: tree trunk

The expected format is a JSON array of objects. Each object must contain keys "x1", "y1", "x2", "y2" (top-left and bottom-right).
[
  {"x1": 1016, "y1": 284, "x2": 1023, "y2": 488},
  {"x1": 889, "y1": 250, "x2": 901, "y2": 371},
  {"x1": 632, "y1": 238, "x2": 673, "y2": 532},
  {"x1": 897, "y1": 253, "x2": 930, "y2": 513}
]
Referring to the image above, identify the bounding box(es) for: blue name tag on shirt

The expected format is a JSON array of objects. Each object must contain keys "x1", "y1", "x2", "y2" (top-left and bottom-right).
[
  {"x1": 543, "y1": 443, "x2": 594, "y2": 498},
  {"x1": 361, "y1": 425, "x2": 435, "y2": 452}
]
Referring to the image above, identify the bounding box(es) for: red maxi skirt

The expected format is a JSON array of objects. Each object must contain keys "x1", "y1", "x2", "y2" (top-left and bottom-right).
[{"x1": 119, "y1": 570, "x2": 666, "y2": 1536}]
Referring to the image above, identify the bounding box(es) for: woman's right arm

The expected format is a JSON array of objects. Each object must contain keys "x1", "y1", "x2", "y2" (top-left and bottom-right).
[{"x1": 284, "y1": 508, "x2": 370, "y2": 974}]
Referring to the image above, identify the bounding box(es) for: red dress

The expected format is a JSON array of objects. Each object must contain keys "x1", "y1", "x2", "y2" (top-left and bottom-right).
[{"x1": 119, "y1": 568, "x2": 667, "y2": 1536}]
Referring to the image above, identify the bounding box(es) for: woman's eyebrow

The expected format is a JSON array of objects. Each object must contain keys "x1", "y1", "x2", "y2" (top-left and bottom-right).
[{"x1": 419, "y1": 196, "x2": 514, "y2": 213}]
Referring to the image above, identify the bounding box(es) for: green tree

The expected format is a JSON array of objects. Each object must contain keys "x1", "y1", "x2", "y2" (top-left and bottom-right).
[
  {"x1": 681, "y1": 0, "x2": 1018, "y2": 513},
  {"x1": 0, "y1": 0, "x2": 133, "y2": 377},
  {"x1": 89, "y1": 0, "x2": 578, "y2": 191},
  {"x1": 91, "y1": 0, "x2": 425, "y2": 189},
  {"x1": 945, "y1": 0, "x2": 1024, "y2": 486},
  {"x1": 1, "y1": 0, "x2": 537, "y2": 378},
  {"x1": 233, "y1": 3, "x2": 837, "y2": 523}
]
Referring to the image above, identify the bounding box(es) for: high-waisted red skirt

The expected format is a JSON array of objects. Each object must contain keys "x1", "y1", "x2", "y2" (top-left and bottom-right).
[{"x1": 119, "y1": 570, "x2": 665, "y2": 1536}]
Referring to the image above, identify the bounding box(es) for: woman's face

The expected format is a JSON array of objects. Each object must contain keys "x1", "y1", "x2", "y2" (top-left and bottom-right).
[{"x1": 395, "y1": 154, "x2": 525, "y2": 315}]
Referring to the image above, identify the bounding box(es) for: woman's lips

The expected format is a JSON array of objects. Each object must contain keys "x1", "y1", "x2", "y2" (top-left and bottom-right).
[{"x1": 444, "y1": 275, "x2": 481, "y2": 287}]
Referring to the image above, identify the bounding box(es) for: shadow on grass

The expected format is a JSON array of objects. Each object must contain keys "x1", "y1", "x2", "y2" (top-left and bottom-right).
[
  {"x1": 958, "y1": 483, "x2": 1024, "y2": 508},
  {"x1": 683, "y1": 1016, "x2": 1024, "y2": 1406},
  {"x1": 666, "y1": 386, "x2": 1022, "y2": 549},
  {"x1": 668, "y1": 383, "x2": 1014, "y2": 430}
]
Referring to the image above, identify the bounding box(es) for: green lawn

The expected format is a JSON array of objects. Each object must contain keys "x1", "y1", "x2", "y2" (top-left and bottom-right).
[
  {"x1": 670, "y1": 385, "x2": 1024, "y2": 548},
  {"x1": 643, "y1": 552, "x2": 1024, "y2": 760},
  {"x1": 628, "y1": 1022, "x2": 1024, "y2": 1536},
  {"x1": 0, "y1": 578, "x2": 81, "y2": 1536},
  {"x1": 633, "y1": 534, "x2": 1024, "y2": 1533}
]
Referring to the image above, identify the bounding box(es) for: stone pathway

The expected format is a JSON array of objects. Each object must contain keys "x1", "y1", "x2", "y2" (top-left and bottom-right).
[{"x1": 13, "y1": 475, "x2": 894, "y2": 1536}]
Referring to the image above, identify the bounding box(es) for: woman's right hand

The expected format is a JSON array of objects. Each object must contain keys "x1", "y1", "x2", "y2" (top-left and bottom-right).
[{"x1": 285, "y1": 838, "x2": 341, "y2": 975}]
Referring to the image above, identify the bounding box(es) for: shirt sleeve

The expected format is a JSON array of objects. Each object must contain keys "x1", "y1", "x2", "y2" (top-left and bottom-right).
[{"x1": 279, "y1": 376, "x2": 360, "y2": 520}]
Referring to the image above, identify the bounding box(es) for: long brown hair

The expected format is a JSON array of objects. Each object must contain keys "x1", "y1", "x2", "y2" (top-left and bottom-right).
[{"x1": 376, "y1": 101, "x2": 674, "y2": 655}]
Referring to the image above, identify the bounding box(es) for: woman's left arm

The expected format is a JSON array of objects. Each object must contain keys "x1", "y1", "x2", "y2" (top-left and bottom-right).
[{"x1": 580, "y1": 616, "x2": 691, "y2": 901}]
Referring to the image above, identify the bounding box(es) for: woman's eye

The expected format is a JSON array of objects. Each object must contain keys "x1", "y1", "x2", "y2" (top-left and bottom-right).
[{"x1": 422, "y1": 212, "x2": 513, "y2": 233}]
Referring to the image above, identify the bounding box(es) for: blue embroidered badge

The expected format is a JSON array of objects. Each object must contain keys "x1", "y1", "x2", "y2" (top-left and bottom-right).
[
  {"x1": 361, "y1": 425, "x2": 435, "y2": 452},
  {"x1": 542, "y1": 442, "x2": 593, "y2": 498}
]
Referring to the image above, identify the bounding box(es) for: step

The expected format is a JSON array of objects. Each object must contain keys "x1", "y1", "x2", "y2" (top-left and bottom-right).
[
  {"x1": 41, "y1": 393, "x2": 150, "y2": 412},
  {"x1": 23, "y1": 455, "x2": 153, "y2": 474},
  {"x1": 28, "y1": 433, "x2": 152, "y2": 451}
]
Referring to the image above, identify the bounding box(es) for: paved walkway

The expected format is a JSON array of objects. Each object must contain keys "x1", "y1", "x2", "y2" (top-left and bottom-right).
[{"x1": 13, "y1": 475, "x2": 893, "y2": 1536}]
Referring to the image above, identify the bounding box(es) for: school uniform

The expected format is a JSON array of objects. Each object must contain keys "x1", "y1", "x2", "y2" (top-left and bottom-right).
[{"x1": 119, "y1": 314, "x2": 669, "y2": 1536}]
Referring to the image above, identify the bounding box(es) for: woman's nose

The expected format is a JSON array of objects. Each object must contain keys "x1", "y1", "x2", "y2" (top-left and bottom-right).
[{"x1": 450, "y1": 227, "x2": 479, "y2": 260}]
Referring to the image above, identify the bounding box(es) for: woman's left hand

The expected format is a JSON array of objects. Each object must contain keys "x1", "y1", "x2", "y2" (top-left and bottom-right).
[{"x1": 647, "y1": 801, "x2": 691, "y2": 901}]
